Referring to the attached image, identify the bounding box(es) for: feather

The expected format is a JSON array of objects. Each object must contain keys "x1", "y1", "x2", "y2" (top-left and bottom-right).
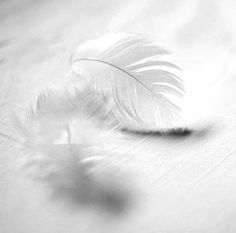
[
  {"x1": 14, "y1": 84, "x2": 133, "y2": 213},
  {"x1": 16, "y1": 85, "x2": 125, "y2": 146},
  {"x1": 72, "y1": 33, "x2": 184, "y2": 131},
  {"x1": 13, "y1": 33, "x2": 184, "y2": 212}
]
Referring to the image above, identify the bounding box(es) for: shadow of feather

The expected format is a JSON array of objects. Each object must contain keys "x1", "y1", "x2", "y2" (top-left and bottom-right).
[
  {"x1": 122, "y1": 127, "x2": 193, "y2": 139},
  {"x1": 122, "y1": 125, "x2": 215, "y2": 141},
  {"x1": 25, "y1": 144, "x2": 134, "y2": 215}
]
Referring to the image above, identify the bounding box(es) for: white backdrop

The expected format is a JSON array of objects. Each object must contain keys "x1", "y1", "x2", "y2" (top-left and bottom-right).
[{"x1": 1, "y1": 0, "x2": 236, "y2": 232}]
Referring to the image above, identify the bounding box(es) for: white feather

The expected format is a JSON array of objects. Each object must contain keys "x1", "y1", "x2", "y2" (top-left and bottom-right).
[
  {"x1": 14, "y1": 84, "x2": 132, "y2": 212},
  {"x1": 13, "y1": 33, "x2": 185, "y2": 212},
  {"x1": 72, "y1": 33, "x2": 184, "y2": 131}
]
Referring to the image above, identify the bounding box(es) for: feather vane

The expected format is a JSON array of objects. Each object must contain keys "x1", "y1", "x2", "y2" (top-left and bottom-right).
[{"x1": 72, "y1": 33, "x2": 184, "y2": 130}]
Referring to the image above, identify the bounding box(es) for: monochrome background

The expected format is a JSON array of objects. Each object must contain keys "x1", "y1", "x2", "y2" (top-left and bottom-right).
[{"x1": 0, "y1": 0, "x2": 236, "y2": 232}]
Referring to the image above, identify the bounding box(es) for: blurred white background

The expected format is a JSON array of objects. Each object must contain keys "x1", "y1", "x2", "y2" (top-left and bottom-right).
[{"x1": 1, "y1": 1, "x2": 236, "y2": 233}]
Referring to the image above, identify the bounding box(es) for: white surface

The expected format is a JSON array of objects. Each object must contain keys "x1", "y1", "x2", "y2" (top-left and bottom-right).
[{"x1": 1, "y1": 0, "x2": 236, "y2": 232}]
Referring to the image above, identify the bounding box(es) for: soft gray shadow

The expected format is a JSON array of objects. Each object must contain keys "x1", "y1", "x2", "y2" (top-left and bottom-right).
[
  {"x1": 122, "y1": 127, "x2": 193, "y2": 139},
  {"x1": 122, "y1": 125, "x2": 215, "y2": 141},
  {"x1": 26, "y1": 145, "x2": 134, "y2": 215}
]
